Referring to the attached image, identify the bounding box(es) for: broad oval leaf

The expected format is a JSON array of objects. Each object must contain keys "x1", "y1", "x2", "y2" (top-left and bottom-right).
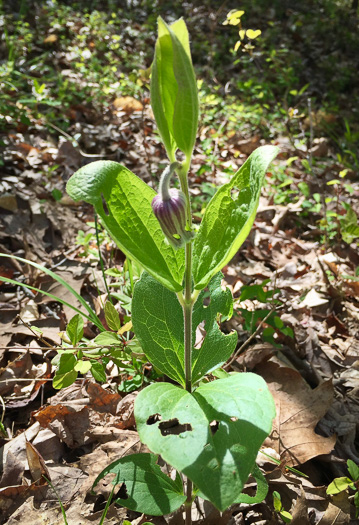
[
  {"x1": 135, "y1": 373, "x2": 275, "y2": 511},
  {"x1": 53, "y1": 353, "x2": 78, "y2": 389},
  {"x1": 193, "y1": 146, "x2": 279, "y2": 290},
  {"x1": 66, "y1": 161, "x2": 185, "y2": 292},
  {"x1": 151, "y1": 17, "x2": 198, "y2": 159},
  {"x1": 92, "y1": 453, "x2": 185, "y2": 516},
  {"x1": 132, "y1": 272, "x2": 237, "y2": 386}
]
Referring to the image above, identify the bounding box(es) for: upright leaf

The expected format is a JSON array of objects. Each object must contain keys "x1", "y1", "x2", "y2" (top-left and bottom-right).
[
  {"x1": 92, "y1": 453, "x2": 186, "y2": 516},
  {"x1": 66, "y1": 314, "x2": 83, "y2": 346},
  {"x1": 135, "y1": 373, "x2": 275, "y2": 511},
  {"x1": 104, "y1": 301, "x2": 121, "y2": 331},
  {"x1": 151, "y1": 17, "x2": 198, "y2": 159},
  {"x1": 132, "y1": 272, "x2": 237, "y2": 386},
  {"x1": 53, "y1": 353, "x2": 78, "y2": 389},
  {"x1": 66, "y1": 161, "x2": 185, "y2": 292},
  {"x1": 193, "y1": 146, "x2": 279, "y2": 290}
]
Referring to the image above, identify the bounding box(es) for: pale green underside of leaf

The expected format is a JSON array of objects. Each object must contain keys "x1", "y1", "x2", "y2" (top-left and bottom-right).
[
  {"x1": 132, "y1": 272, "x2": 237, "y2": 386},
  {"x1": 135, "y1": 373, "x2": 275, "y2": 511},
  {"x1": 66, "y1": 161, "x2": 185, "y2": 292},
  {"x1": 92, "y1": 453, "x2": 186, "y2": 516},
  {"x1": 193, "y1": 145, "x2": 279, "y2": 290}
]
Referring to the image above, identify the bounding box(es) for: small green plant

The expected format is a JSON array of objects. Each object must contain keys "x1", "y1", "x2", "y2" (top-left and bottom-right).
[
  {"x1": 66, "y1": 18, "x2": 278, "y2": 522},
  {"x1": 327, "y1": 459, "x2": 359, "y2": 518},
  {"x1": 273, "y1": 491, "x2": 293, "y2": 523}
]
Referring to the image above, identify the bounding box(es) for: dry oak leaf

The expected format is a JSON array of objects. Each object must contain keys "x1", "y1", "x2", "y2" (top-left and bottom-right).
[
  {"x1": 257, "y1": 358, "x2": 336, "y2": 466},
  {"x1": 113, "y1": 96, "x2": 143, "y2": 113}
]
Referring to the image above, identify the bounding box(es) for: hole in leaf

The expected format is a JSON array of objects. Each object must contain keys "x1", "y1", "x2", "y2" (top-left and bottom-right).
[
  {"x1": 230, "y1": 416, "x2": 238, "y2": 422},
  {"x1": 101, "y1": 193, "x2": 110, "y2": 216},
  {"x1": 159, "y1": 418, "x2": 192, "y2": 436},
  {"x1": 115, "y1": 482, "x2": 129, "y2": 500},
  {"x1": 230, "y1": 187, "x2": 240, "y2": 201},
  {"x1": 210, "y1": 420, "x2": 220, "y2": 434},
  {"x1": 147, "y1": 413, "x2": 162, "y2": 425}
]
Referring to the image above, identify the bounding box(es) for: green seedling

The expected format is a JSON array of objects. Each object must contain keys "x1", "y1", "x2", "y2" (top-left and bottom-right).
[
  {"x1": 273, "y1": 491, "x2": 293, "y2": 523},
  {"x1": 327, "y1": 459, "x2": 359, "y2": 518},
  {"x1": 65, "y1": 17, "x2": 278, "y2": 523}
]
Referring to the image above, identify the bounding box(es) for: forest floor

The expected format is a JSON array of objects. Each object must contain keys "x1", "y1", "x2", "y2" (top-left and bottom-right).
[{"x1": 1, "y1": 1, "x2": 359, "y2": 524}]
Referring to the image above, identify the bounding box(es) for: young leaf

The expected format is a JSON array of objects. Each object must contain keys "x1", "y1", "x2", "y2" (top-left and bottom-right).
[
  {"x1": 326, "y1": 477, "x2": 353, "y2": 495},
  {"x1": 347, "y1": 459, "x2": 359, "y2": 481},
  {"x1": 94, "y1": 331, "x2": 122, "y2": 346},
  {"x1": 92, "y1": 453, "x2": 186, "y2": 516},
  {"x1": 151, "y1": 17, "x2": 198, "y2": 159},
  {"x1": 104, "y1": 301, "x2": 121, "y2": 331},
  {"x1": 192, "y1": 146, "x2": 279, "y2": 290},
  {"x1": 90, "y1": 360, "x2": 106, "y2": 382},
  {"x1": 66, "y1": 314, "x2": 84, "y2": 346},
  {"x1": 74, "y1": 360, "x2": 92, "y2": 374},
  {"x1": 53, "y1": 353, "x2": 78, "y2": 389},
  {"x1": 273, "y1": 491, "x2": 283, "y2": 512},
  {"x1": 135, "y1": 373, "x2": 275, "y2": 511},
  {"x1": 66, "y1": 161, "x2": 185, "y2": 292},
  {"x1": 132, "y1": 272, "x2": 237, "y2": 386}
]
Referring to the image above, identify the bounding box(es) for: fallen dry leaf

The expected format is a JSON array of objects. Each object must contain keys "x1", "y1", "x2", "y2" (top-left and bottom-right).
[
  {"x1": 257, "y1": 358, "x2": 336, "y2": 466},
  {"x1": 318, "y1": 491, "x2": 351, "y2": 524},
  {"x1": 113, "y1": 96, "x2": 143, "y2": 113}
]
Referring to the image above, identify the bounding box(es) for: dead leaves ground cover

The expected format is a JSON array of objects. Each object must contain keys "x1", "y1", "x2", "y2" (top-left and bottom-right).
[{"x1": 1, "y1": 1, "x2": 359, "y2": 524}]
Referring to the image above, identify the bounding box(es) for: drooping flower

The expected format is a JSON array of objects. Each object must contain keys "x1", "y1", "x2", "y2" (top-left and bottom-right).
[{"x1": 152, "y1": 163, "x2": 194, "y2": 248}]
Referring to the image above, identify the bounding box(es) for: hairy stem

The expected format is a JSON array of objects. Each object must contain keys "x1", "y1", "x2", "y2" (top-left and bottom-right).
[
  {"x1": 179, "y1": 158, "x2": 194, "y2": 524},
  {"x1": 184, "y1": 241, "x2": 193, "y2": 393}
]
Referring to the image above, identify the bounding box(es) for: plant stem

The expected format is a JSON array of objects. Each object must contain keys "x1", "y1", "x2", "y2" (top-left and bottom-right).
[
  {"x1": 178, "y1": 159, "x2": 194, "y2": 524},
  {"x1": 184, "y1": 241, "x2": 193, "y2": 393},
  {"x1": 185, "y1": 478, "x2": 193, "y2": 525}
]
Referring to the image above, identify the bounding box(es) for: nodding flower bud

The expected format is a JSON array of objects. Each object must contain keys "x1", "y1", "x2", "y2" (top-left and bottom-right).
[{"x1": 152, "y1": 163, "x2": 194, "y2": 249}]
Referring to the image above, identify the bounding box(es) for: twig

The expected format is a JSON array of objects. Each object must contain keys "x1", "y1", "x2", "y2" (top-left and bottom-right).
[
  {"x1": 225, "y1": 307, "x2": 278, "y2": 368},
  {"x1": 46, "y1": 121, "x2": 112, "y2": 158}
]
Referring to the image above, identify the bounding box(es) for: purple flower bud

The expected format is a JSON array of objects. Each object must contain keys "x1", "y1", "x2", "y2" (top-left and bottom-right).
[{"x1": 152, "y1": 188, "x2": 194, "y2": 248}]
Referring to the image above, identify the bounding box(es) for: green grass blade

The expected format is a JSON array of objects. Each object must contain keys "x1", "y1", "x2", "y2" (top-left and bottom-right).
[
  {"x1": 0, "y1": 253, "x2": 104, "y2": 330},
  {"x1": 0, "y1": 276, "x2": 101, "y2": 328}
]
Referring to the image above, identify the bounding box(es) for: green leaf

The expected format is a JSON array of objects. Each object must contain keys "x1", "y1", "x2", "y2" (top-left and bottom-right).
[
  {"x1": 151, "y1": 17, "x2": 198, "y2": 159},
  {"x1": 347, "y1": 459, "x2": 359, "y2": 481},
  {"x1": 135, "y1": 373, "x2": 275, "y2": 511},
  {"x1": 132, "y1": 272, "x2": 237, "y2": 386},
  {"x1": 235, "y1": 464, "x2": 268, "y2": 504},
  {"x1": 280, "y1": 510, "x2": 293, "y2": 523},
  {"x1": 94, "y1": 332, "x2": 122, "y2": 346},
  {"x1": 74, "y1": 360, "x2": 92, "y2": 374},
  {"x1": 90, "y1": 360, "x2": 107, "y2": 382},
  {"x1": 53, "y1": 353, "x2": 78, "y2": 389},
  {"x1": 66, "y1": 314, "x2": 84, "y2": 346},
  {"x1": 92, "y1": 453, "x2": 186, "y2": 516},
  {"x1": 104, "y1": 301, "x2": 121, "y2": 331},
  {"x1": 273, "y1": 490, "x2": 282, "y2": 511},
  {"x1": 327, "y1": 477, "x2": 353, "y2": 495},
  {"x1": 66, "y1": 161, "x2": 184, "y2": 293},
  {"x1": 193, "y1": 146, "x2": 279, "y2": 290}
]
